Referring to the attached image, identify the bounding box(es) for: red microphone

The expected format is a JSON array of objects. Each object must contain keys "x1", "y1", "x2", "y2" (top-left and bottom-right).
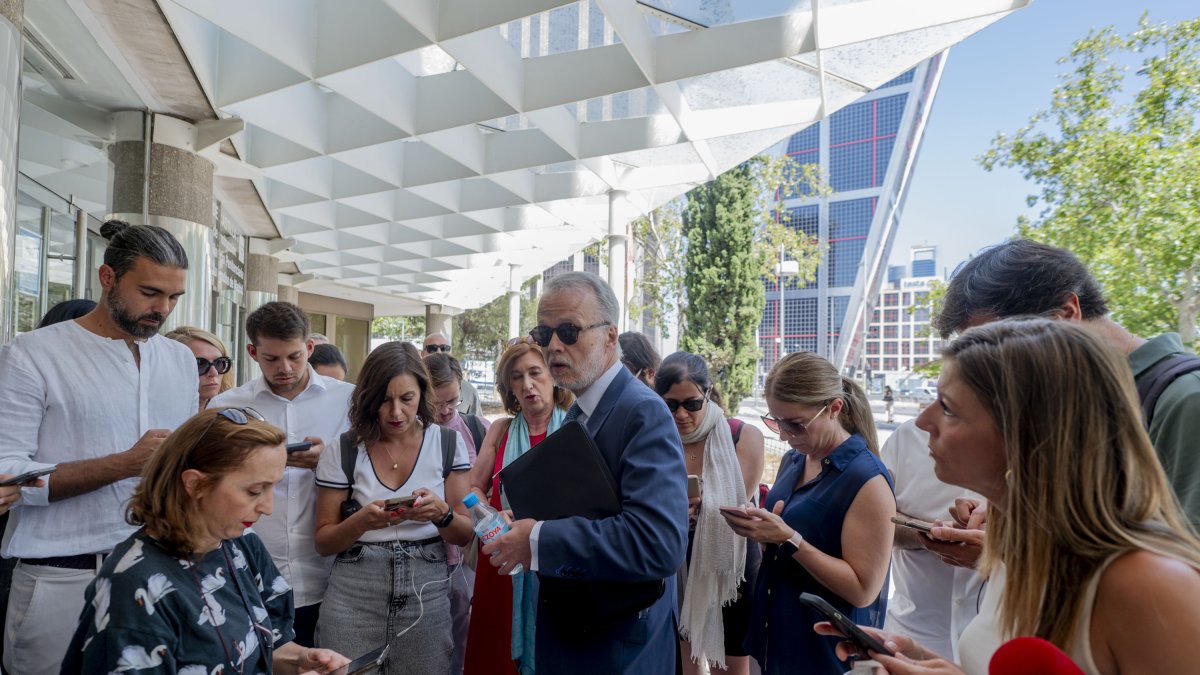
[{"x1": 989, "y1": 637, "x2": 1085, "y2": 675}]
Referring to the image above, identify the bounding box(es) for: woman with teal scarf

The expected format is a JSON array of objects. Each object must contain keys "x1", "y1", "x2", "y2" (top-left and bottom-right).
[{"x1": 464, "y1": 339, "x2": 573, "y2": 675}]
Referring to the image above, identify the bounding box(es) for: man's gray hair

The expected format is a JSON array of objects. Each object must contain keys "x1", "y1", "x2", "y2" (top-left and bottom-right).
[{"x1": 542, "y1": 271, "x2": 619, "y2": 326}]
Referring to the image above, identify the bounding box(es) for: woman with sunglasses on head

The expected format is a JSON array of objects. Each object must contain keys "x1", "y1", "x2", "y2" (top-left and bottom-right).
[
  {"x1": 817, "y1": 319, "x2": 1200, "y2": 675},
  {"x1": 167, "y1": 327, "x2": 234, "y2": 410},
  {"x1": 722, "y1": 351, "x2": 895, "y2": 675},
  {"x1": 313, "y1": 341, "x2": 472, "y2": 675},
  {"x1": 654, "y1": 352, "x2": 763, "y2": 675},
  {"x1": 61, "y1": 407, "x2": 349, "y2": 674},
  {"x1": 463, "y1": 337, "x2": 574, "y2": 675}
]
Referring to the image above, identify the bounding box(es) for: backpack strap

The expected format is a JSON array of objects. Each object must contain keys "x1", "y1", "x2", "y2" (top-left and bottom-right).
[
  {"x1": 462, "y1": 414, "x2": 485, "y2": 453},
  {"x1": 338, "y1": 431, "x2": 358, "y2": 492},
  {"x1": 1137, "y1": 353, "x2": 1200, "y2": 428},
  {"x1": 727, "y1": 418, "x2": 745, "y2": 445},
  {"x1": 440, "y1": 426, "x2": 458, "y2": 479}
]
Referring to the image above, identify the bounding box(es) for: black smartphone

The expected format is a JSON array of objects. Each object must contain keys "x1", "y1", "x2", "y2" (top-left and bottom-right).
[
  {"x1": 890, "y1": 515, "x2": 934, "y2": 534},
  {"x1": 0, "y1": 467, "x2": 56, "y2": 487},
  {"x1": 331, "y1": 643, "x2": 389, "y2": 675},
  {"x1": 798, "y1": 592, "x2": 894, "y2": 658},
  {"x1": 285, "y1": 441, "x2": 314, "y2": 454}
]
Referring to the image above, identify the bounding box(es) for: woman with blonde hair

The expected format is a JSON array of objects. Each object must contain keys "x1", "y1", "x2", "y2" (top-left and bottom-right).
[
  {"x1": 464, "y1": 338, "x2": 573, "y2": 675},
  {"x1": 61, "y1": 407, "x2": 349, "y2": 673},
  {"x1": 820, "y1": 318, "x2": 1200, "y2": 674},
  {"x1": 166, "y1": 326, "x2": 234, "y2": 409},
  {"x1": 723, "y1": 351, "x2": 895, "y2": 674}
]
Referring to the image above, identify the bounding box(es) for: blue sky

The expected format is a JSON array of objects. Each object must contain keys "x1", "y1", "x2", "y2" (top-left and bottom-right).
[{"x1": 891, "y1": 0, "x2": 1197, "y2": 274}]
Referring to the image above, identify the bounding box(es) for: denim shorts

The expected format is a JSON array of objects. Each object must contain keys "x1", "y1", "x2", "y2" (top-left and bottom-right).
[{"x1": 317, "y1": 537, "x2": 452, "y2": 675}]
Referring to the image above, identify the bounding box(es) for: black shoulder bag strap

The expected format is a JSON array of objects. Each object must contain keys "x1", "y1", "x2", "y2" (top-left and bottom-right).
[
  {"x1": 440, "y1": 426, "x2": 458, "y2": 479},
  {"x1": 462, "y1": 414, "x2": 485, "y2": 452},
  {"x1": 1137, "y1": 354, "x2": 1200, "y2": 429},
  {"x1": 339, "y1": 431, "x2": 358, "y2": 489}
]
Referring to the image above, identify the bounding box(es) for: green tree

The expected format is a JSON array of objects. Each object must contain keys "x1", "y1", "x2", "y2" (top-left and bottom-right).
[
  {"x1": 371, "y1": 315, "x2": 424, "y2": 341},
  {"x1": 980, "y1": 16, "x2": 1200, "y2": 346},
  {"x1": 681, "y1": 157, "x2": 826, "y2": 411},
  {"x1": 452, "y1": 280, "x2": 538, "y2": 363},
  {"x1": 629, "y1": 199, "x2": 686, "y2": 340}
]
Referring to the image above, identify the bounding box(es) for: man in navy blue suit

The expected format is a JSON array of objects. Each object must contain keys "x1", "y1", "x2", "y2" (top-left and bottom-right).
[{"x1": 483, "y1": 271, "x2": 688, "y2": 673}]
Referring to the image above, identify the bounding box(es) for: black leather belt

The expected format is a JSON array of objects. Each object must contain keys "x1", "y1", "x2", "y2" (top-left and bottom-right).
[{"x1": 19, "y1": 553, "x2": 107, "y2": 570}]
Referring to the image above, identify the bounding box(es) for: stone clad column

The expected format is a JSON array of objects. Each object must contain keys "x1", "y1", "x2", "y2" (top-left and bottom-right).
[
  {"x1": 245, "y1": 248, "x2": 279, "y2": 315},
  {"x1": 108, "y1": 111, "x2": 215, "y2": 331},
  {"x1": 0, "y1": 0, "x2": 22, "y2": 344},
  {"x1": 507, "y1": 265, "x2": 520, "y2": 339}
]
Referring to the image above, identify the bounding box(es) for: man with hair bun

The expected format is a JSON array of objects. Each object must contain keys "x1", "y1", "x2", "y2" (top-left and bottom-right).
[{"x1": 0, "y1": 220, "x2": 198, "y2": 675}]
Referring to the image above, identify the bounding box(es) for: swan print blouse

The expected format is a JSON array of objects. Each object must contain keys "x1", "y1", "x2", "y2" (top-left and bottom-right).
[{"x1": 62, "y1": 531, "x2": 296, "y2": 675}]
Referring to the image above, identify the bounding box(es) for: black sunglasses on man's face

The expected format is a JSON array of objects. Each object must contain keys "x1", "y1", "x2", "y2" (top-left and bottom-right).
[
  {"x1": 424, "y1": 344, "x2": 452, "y2": 354},
  {"x1": 529, "y1": 322, "x2": 610, "y2": 347}
]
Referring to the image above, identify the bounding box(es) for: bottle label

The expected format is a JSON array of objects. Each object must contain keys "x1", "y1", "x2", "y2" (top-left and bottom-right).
[{"x1": 478, "y1": 523, "x2": 505, "y2": 544}]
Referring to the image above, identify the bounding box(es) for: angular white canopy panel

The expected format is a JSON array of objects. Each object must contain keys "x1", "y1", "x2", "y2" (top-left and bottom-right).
[{"x1": 155, "y1": 0, "x2": 1028, "y2": 311}]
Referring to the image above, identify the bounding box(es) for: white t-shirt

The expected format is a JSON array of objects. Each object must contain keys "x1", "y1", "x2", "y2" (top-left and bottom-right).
[
  {"x1": 316, "y1": 424, "x2": 469, "y2": 542},
  {"x1": 882, "y1": 420, "x2": 985, "y2": 661},
  {"x1": 0, "y1": 321, "x2": 197, "y2": 557}
]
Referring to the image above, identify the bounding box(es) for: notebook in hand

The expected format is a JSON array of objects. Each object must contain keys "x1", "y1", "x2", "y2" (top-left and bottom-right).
[{"x1": 498, "y1": 420, "x2": 621, "y2": 521}]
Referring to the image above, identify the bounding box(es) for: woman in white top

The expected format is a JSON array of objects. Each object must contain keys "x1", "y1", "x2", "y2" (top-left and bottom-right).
[
  {"x1": 818, "y1": 318, "x2": 1200, "y2": 675},
  {"x1": 314, "y1": 341, "x2": 473, "y2": 675}
]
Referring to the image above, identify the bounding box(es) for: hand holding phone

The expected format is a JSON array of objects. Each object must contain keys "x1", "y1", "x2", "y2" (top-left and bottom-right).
[
  {"x1": 890, "y1": 515, "x2": 934, "y2": 534},
  {"x1": 330, "y1": 644, "x2": 389, "y2": 675},
  {"x1": 0, "y1": 467, "x2": 56, "y2": 487},
  {"x1": 286, "y1": 440, "x2": 314, "y2": 454},
  {"x1": 799, "y1": 592, "x2": 894, "y2": 658},
  {"x1": 718, "y1": 505, "x2": 754, "y2": 519},
  {"x1": 383, "y1": 495, "x2": 418, "y2": 512}
]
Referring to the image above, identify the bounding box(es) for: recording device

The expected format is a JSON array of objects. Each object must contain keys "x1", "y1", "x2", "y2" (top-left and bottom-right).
[
  {"x1": 798, "y1": 592, "x2": 894, "y2": 658},
  {"x1": 890, "y1": 515, "x2": 935, "y2": 534},
  {"x1": 331, "y1": 643, "x2": 390, "y2": 675},
  {"x1": 385, "y1": 495, "x2": 418, "y2": 509},
  {"x1": 989, "y1": 637, "x2": 1085, "y2": 674},
  {"x1": 0, "y1": 467, "x2": 56, "y2": 487},
  {"x1": 687, "y1": 475, "x2": 702, "y2": 499},
  {"x1": 285, "y1": 440, "x2": 314, "y2": 454}
]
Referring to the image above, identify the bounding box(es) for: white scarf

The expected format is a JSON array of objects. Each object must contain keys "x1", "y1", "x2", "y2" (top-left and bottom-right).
[{"x1": 679, "y1": 401, "x2": 746, "y2": 669}]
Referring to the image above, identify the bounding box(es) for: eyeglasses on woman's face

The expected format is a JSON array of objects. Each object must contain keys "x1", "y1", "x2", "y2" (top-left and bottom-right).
[
  {"x1": 761, "y1": 403, "x2": 828, "y2": 436},
  {"x1": 197, "y1": 356, "x2": 232, "y2": 376},
  {"x1": 528, "y1": 322, "x2": 610, "y2": 347}
]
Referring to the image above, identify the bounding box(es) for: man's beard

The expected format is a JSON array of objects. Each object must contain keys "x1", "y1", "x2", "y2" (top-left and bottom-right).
[{"x1": 106, "y1": 291, "x2": 166, "y2": 339}]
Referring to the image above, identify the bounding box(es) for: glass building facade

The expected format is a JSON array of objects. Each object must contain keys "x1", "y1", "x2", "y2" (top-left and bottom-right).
[{"x1": 758, "y1": 54, "x2": 946, "y2": 381}]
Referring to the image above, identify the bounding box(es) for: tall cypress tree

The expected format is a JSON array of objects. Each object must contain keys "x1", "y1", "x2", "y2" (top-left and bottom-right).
[{"x1": 681, "y1": 161, "x2": 765, "y2": 412}]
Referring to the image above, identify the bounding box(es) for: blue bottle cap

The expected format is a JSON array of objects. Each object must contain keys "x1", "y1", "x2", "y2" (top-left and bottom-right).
[{"x1": 462, "y1": 492, "x2": 480, "y2": 508}]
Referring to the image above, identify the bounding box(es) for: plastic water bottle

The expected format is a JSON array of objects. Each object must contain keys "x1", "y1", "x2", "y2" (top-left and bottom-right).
[{"x1": 463, "y1": 492, "x2": 524, "y2": 575}]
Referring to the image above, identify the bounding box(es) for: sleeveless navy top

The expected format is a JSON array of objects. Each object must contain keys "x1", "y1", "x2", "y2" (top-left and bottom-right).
[{"x1": 747, "y1": 433, "x2": 894, "y2": 674}]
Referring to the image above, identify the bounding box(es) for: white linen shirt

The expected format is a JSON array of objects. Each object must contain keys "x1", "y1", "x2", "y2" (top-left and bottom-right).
[
  {"x1": 881, "y1": 419, "x2": 985, "y2": 660},
  {"x1": 0, "y1": 321, "x2": 197, "y2": 558},
  {"x1": 209, "y1": 366, "x2": 354, "y2": 607}
]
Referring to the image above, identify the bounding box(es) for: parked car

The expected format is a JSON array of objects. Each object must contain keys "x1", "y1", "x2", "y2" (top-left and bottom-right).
[{"x1": 913, "y1": 386, "x2": 937, "y2": 406}]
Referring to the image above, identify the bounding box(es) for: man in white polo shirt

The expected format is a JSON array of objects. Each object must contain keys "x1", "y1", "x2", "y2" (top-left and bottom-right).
[
  {"x1": 882, "y1": 419, "x2": 984, "y2": 661},
  {"x1": 210, "y1": 301, "x2": 354, "y2": 646},
  {"x1": 0, "y1": 221, "x2": 198, "y2": 675}
]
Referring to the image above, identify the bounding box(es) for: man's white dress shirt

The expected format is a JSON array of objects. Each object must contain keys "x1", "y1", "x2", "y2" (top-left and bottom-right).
[{"x1": 210, "y1": 366, "x2": 353, "y2": 607}]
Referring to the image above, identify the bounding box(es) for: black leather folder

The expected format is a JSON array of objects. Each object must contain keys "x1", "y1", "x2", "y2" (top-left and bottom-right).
[
  {"x1": 498, "y1": 420, "x2": 664, "y2": 638},
  {"x1": 498, "y1": 420, "x2": 621, "y2": 520}
]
